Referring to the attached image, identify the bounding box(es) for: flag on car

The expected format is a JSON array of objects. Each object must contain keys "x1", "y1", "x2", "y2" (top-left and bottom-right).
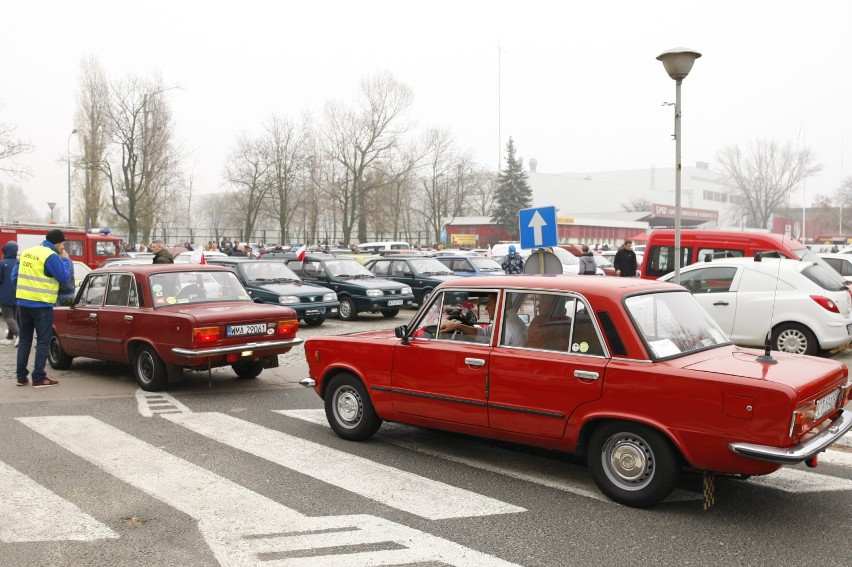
[
  {"x1": 190, "y1": 249, "x2": 206, "y2": 264},
  {"x1": 296, "y1": 244, "x2": 307, "y2": 261}
]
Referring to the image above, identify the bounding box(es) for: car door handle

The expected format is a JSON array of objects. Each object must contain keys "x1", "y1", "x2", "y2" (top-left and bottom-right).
[
  {"x1": 89, "y1": 313, "x2": 98, "y2": 319},
  {"x1": 124, "y1": 315, "x2": 133, "y2": 322},
  {"x1": 713, "y1": 301, "x2": 729, "y2": 306},
  {"x1": 574, "y1": 370, "x2": 599, "y2": 380},
  {"x1": 464, "y1": 357, "x2": 486, "y2": 367}
]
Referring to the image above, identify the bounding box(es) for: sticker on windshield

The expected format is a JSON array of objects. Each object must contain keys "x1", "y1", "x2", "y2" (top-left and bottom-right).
[
  {"x1": 152, "y1": 284, "x2": 163, "y2": 292},
  {"x1": 648, "y1": 339, "x2": 681, "y2": 358}
]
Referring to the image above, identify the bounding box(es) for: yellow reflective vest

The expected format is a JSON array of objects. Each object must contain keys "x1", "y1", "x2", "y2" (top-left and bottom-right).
[{"x1": 16, "y1": 245, "x2": 60, "y2": 304}]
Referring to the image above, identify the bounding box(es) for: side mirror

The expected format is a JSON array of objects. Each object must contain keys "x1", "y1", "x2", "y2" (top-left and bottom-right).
[{"x1": 395, "y1": 325, "x2": 409, "y2": 344}]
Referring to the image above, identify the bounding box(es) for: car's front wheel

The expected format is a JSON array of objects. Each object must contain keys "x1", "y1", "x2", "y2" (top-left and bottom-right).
[
  {"x1": 133, "y1": 345, "x2": 168, "y2": 391},
  {"x1": 47, "y1": 333, "x2": 73, "y2": 370},
  {"x1": 587, "y1": 421, "x2": 680, "y2": 508},
  {"x1": 771, "y1": 323, "x2": 818, "y2": 355},
  {"x1": 339, "y1": 297, "x2": 358, "y2": 321},
  {"x1": 324, "y1": 373, "x2": 382, "y2": 441},
  {"x1": 382, "y1": 308, "x2": 400, "y2": 318},
  {"x1": 232, "y1": 360, "x2": 264, "y2": 379},
  {"x1": 302, "y1": 316, "x2": 325, "y2": 327}
]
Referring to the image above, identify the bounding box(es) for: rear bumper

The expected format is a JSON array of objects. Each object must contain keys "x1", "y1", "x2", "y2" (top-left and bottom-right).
[
  {"x1": 729, "y1": 410, "x2": 852, "y2": 464},
  {"x1": 172, "y1": 338, "x2": 304, "y2": 358}
]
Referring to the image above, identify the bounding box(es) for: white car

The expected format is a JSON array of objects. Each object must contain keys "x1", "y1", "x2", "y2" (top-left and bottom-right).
[
  {"x1": 660, "y1": 257, "x2": 852, "y2": 355},
  {"x1": 818, "y1": 253, "x2": 852, "y2": 283},
  {"x1": 173, "y1": 250, "x2": 229, "y2": 263}
]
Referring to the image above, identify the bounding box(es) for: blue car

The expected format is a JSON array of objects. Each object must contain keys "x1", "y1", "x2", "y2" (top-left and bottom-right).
[{"x1": 436, "y1": 255, "x2": 508, "y2": 277}]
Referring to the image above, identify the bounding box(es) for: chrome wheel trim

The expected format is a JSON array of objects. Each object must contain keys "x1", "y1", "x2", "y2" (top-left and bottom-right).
[
  {"x1": 136, "y1": 351, "x2": 155, "y2": 385},
  {"x1": 601, "y1": 432, "x2": 655, "y2": 491},
  {"x1": 777, "y1": 328, "x2": 807, "y2": 354},
  {"x1": 333, "y1": 386, "x2": 363, "y2": 429}
]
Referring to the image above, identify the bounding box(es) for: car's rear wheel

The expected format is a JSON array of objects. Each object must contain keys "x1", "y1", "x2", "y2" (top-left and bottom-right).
[
  {"x1": 771, "y1": 323, "x2": 817, "y2": 356},
  {"x1": 382, "y1": 308, "x2": 400, "y2": 318},
  {"x1": 587, "y1": 421, "x2": 680, "y2": 508},
  {"x1": 302, "y1": 316, "x2": 325, "y2": 327},
  {"x1": 324, "y1": 373, "x2": 382, "y2": 441},
  {"x1": 133, "y1": 345, "x2": 168, "y2": 391},
  {"x1": 232, "y1": 360, "x2": 264, "y2": 379},
  {"x1": 47, "y1": 333, "x2": 73, "y2": 370},
  {"x1": 339, "y1": 297, "x2": 357, "y2": 321}
]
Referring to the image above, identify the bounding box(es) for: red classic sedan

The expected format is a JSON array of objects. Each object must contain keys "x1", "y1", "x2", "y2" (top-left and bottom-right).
[
  {"x1": 49, "y1": 264, "x2": 303, "y2": 391},
  {"x1": 301, "y1": 275, "x2": 852, "y2": 507}
]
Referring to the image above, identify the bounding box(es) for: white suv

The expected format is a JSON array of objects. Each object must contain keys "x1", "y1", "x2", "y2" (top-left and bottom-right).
[{"x1": 660, "y1": 256, "x2": 852, "y2": 355}]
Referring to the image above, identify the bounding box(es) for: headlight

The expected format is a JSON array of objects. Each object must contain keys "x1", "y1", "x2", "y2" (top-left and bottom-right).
[
  {"x1": 323, "y1": 292, "x2": 337, "y2": 301},
  {"x1": 366, "y1": 289, "x2": 383, "y2": 297},
  {"x1": 278, "y1": 296, "x2": 299, "y2": 305},
  {"x1": 401, "y1": 286, "x2": 412, "y2": 295}
]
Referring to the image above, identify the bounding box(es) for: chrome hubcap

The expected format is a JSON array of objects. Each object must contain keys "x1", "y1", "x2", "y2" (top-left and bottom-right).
[
  {"x1": 335, "y1": 388, "x2": 361, "y2": 425},
  {"x1": 777, "y1": 329, "x2": 806, "y2": 354},
  {"x1": 602, "y1": 432, "x2": 655, "y2": 490}
]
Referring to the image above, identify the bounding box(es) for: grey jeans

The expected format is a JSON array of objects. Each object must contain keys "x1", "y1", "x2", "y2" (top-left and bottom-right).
[{"x1": 1, "y1": 304, "x2": 18, "y2": 338}]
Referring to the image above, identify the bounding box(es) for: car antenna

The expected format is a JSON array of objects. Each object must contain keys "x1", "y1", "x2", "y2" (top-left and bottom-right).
[{"x1": 755, "y1": 330, "x2": 777, "y2": 364}]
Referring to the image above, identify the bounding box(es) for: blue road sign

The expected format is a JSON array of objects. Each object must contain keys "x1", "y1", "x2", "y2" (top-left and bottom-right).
[{"x1": 518, "y1": 206, "x2": 558, "y2": 250}]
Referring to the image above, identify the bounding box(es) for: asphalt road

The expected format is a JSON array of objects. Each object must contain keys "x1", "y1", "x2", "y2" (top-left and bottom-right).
[{"x1": 1, "y1": 311, "x2": 851, "y2": 567}]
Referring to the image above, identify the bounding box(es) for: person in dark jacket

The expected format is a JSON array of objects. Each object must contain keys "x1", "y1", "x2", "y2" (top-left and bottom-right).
[
  {"x1": 613, "y1": 240, "x2": 638, "y2": 277},
  {"x1": 578, "y1": 244, "x2": 597, "y2": 275},
  {"x1": 150, "y1": 240, "x2": 174, "y2": 264},
  {"x1": 501, "y1": 245, "x2": 525, "y2": 274},
  {"x1": 0, "y1": 241, "x2": 20, "y2": 346}
]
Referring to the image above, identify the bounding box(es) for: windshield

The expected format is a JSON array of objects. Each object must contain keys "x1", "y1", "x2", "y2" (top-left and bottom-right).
[
  {"x1": 242, "y1": 261, "x2": 300, "y2": 282},
  {"x1": 149, "y1": 271, "x2": 251, "y2": 307},
  {"x1": 625, "y1": 291, "x2": 730, "y2": 359},
  {"x1": 470, "y1": 257, "x2": 504, "y2": 271},
  {"x1": 409, "y1": 258, "x2": 454, "y2": 275},
  {"x1": 325, "y1": 259, "x2": 374, "y2": 277}
]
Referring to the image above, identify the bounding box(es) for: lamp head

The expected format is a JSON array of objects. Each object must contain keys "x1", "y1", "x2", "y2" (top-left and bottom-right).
[{"x1": 657, "y1": 47, "x2": 702, "y2": 80}]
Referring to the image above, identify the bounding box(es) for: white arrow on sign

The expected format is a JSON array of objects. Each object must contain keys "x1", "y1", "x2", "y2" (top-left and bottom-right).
[{"x1": 528, "y1": 210, "x2": 547, "y2": 246}]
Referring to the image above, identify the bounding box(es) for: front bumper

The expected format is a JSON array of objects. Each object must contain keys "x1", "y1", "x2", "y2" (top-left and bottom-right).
[
  {"x1": 729, "y1": 409, "x2": 852, "y2": 464},
  {"x1": 299, "y1": 377, "x2": 316, "y2": 387},
  {"x1": 172, "y1": 338, "x2": 304, "y2": 358}
]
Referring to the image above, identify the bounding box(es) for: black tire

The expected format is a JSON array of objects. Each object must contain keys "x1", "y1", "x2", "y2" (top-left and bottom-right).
[
  {"x1": 587, "y1": 421, "x2": 680, "y2": 508},
  {"x1": 133, "y1": 345, "x2": 169, "y2": 391},
  {"x1": 324, "y1": 373, "x2": 382, "y2": 441},
  {"x1": 339, "y1": 297, "x2": 358, "y2": 321},
  {"x1": 420, "y1": 289, "x2": 433, "y2": 306},
  {"x1": 771, "y1": 323, "x2": 818, "y2": 356},
  {"x1": 382, "y1": 308, "x2": 400, "y2": 318},
  {"x1": 302, "y1": 316, "x2": 325, "y2": 327},
  {"x1": 47, "y1": 333, "x2": 73, "y2": 370},
  {"x1": 232, "y1": 360, "x2": 265, "y2": 379}
]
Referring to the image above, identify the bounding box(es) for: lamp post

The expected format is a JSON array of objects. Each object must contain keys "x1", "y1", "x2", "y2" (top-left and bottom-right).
[
  {"x1": 67, "y1": 128, "x2": 77, "y2": 225},
  {"x1": 657, "y1": 47, "x2": 701, "y2": 285},
  {"x1": 47, "y1": 202, "x2": 57, "y2": 223}
]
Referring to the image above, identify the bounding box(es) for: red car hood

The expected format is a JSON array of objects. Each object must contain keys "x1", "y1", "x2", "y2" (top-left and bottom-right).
[{"x1": 682, "y1": 346, "x2": 845, "y2": 397}]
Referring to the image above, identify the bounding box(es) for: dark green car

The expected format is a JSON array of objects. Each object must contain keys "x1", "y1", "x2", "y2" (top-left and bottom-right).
[
  {"x1": 278, "y1": 253, "x2": 414, "y2": 321},
  {"x1": 364, "y1": 256, "x2": 460, "y2": 305},
  {"x1": 206, "y1": 257, "x2": 339, "y2": 326}
]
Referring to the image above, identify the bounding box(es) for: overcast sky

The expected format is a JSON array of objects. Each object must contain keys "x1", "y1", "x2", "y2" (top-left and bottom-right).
[{"x1": 1, "y1": 0, "x2": 850, "y2": 221}]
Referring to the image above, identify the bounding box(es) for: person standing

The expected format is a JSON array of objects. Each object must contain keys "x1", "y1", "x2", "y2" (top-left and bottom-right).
[
  {"x1": 150, "y1": 240, "x2": 174, "y2": 264},
  {"x1": 501, "y1": 245, "x2": 525, "y2": 274},
  {"x1": 0, "y1": 241, "x2": 20, "y2": 346},
  {"x1": 13, "y1": 229, "x2": 72, "y2": 387},
  {"x1": 613, "y1": 239, "x2": 638, "y2": 277},
  {"x1": 578, "y1": 244, "x2": 597, "y2": 275}
]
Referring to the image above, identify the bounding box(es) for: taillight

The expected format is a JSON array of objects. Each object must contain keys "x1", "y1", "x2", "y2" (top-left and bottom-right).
[
  {"x1": 843, "y1": 374, "x2": 852, "y2": 405},
  {"x1": 193, "y1": 326, "x2": 220, "y2": 343},
  {"x1": 277, "y1": 320, "x2": 299, "y2": 339},
  {"x1": 790, "y1": 402, "x2": 818, "y2": 436},
  {"x1": 810, "y1": 295, "x2": 839, "y2": 313}
]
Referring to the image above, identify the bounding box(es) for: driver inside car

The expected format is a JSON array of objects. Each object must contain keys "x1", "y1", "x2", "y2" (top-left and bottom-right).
[{"x1": 439, "y1": 292, "x2": 526, "y2": 346}]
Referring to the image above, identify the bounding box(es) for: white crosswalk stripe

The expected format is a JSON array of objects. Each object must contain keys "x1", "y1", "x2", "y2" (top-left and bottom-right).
[
  {"x1": 16, "y1": 415, "x2": 521, "y2": 566},
  {"x1": 0, "y1": 460, "x2": 118, "y2": 543}
]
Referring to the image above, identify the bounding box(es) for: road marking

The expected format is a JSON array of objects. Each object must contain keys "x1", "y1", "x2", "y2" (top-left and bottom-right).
[
  {"x1": 748, "y1": 467, "x2": 852, "y2": 492},
  {"x1": 17, "y1": 416, "x2": 520, "y2": 566},
  {"x1": 0, "y1": 460, "x2": 118, "y2": 543},
  {"x1": 135, "y1": 388, "x2": 191, "y2": 417},
  {"x1": 165, "y1": 411, "x2": 524, "y2": 519},
  {"x1": 275, "y1": 409, "x2": 701, "y2": 504}
]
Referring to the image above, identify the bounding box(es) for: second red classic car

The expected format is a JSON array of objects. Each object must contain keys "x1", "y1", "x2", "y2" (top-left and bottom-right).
[
  {"x1": 301, "y1": 275, "x2": 852, "y2": 507},
  {"x1": 49, "y1": 264, "x2": 303, "y2": 391}
]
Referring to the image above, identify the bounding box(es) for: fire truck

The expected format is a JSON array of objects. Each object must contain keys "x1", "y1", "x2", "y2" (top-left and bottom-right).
[{"x1": 0, "y1": 223, "x2": 126, "y2": 269}]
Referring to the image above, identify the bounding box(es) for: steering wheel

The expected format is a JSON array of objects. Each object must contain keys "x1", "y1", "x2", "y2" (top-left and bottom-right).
[{"x1": 176, "y1": 284, "x2": 204, "y2": 300}]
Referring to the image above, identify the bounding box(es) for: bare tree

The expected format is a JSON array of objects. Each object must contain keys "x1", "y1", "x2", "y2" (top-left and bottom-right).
[
  {"x1": 264, "y1": 114, "x2": 308, "y2": 244},
  {"x1": 716, "y1": 139, "x2": 822, "y2": 229},
  {"x1": 0, "y1": 105, "x2": 34, "y2": 178},
  {"x1": 417, "y1": 127, "x2": 457, "y2": 242},
  {"x1": 198, "y1": 192, "x2": 231, "y2": 244},
  {"x1": 622, "y1": 197, "x2": 652, "y2": 212},
  {"x1": 468, "y1": 169, "x2": 497, "y2": 217},
  {"x1": 223, "y1": 135, "x2": 270, "y2": 241},
  {"x1": 323, "y1": 71, "x2": 413, "y2": 244},
  {"x1": 98, "y1": 72, "x2": 181, "y2": 245},
  {"x1": 74, "y1": 55, "x2": 111, "y2": 229},
  {"x1": 0, "y1": 182, "x2": 37, "y2": 222}
]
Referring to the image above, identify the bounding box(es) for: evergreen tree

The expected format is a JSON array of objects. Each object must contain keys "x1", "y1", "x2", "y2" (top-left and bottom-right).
[{"x1": 491, "y1": 137, "x2": 533, "y2": 239}]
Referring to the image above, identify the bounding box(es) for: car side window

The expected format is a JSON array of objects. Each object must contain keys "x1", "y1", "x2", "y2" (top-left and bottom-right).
[
  {"x1": 680, "y1": 267, "x2": 737, "y2": 293},
  {"x1": 303, "y1": 261, "x2": 323, "y2": 278},
  {"x1": 79, "y1": 274, "x2": 107, "y2": 306},
  {"x1": 391, "y1": 261, "x2": 408, "y2": 277},
  {"x1": 105, "y1": 273, "x2": 135, "y2": 307},
  {"x1": 371, "y1": 261, "x2": 390, "y2": 276},
  {"x1": 456, "y1": 259, "x2": 473, "y2": 272}
]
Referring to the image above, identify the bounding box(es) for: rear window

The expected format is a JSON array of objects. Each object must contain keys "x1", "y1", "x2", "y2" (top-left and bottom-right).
[{"x1": 801, "y1": 264, "x2": 847, "y2": 291}]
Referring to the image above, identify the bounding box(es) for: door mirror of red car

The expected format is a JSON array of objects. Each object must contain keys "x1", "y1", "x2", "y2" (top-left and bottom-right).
[{"x1": 395, "y1": 325, "x2": 409, "y2": 344}]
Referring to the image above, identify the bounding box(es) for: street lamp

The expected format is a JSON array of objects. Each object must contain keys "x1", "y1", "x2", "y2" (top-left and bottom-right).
[
  {"x1": 657, "y1": 47, "x2": 701, "y2": 284},
  {"x1": 47, "y1": 202, "x2": 57, "y2": 223},
  {"x1": 67, "y1": 128, "x2": 77, "y2": 225}
]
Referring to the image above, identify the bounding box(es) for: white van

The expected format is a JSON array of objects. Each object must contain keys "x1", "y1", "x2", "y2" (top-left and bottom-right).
[{"x1": 355, "y1": 241, "x2": 411, "y2": 255}]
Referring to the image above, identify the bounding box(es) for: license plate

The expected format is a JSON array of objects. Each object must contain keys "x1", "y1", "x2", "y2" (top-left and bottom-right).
[
  {"x1": 305, "y1": 307, "x2": 325, "y2": 315},
  {"x1": 387, "y1": 299, "x2": 403, "y2": 306},
  {"x1": 815, "y1": 389, "x2": 840, "y2": 420},
  {"x1": 227, "y1": 323, "x2": 268, "y2": 337}
]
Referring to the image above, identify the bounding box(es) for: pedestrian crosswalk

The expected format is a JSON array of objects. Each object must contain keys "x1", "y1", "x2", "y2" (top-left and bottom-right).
[{"x1": 3, "y1": 390, "x2": 851, "y2": 565}]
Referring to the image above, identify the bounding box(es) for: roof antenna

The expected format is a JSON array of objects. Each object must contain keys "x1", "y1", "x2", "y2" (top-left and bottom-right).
[{"x1": 756, "y1": 331, "x2": 778, "y2": 364}]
